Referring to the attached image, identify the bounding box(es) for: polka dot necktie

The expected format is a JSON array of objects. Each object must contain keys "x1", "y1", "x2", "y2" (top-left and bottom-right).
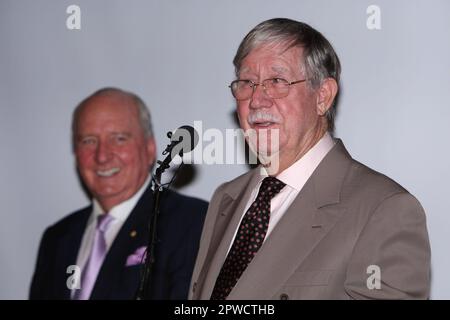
[{"x1": 210, "y1": 176, "x2": 286, "y2": 300}]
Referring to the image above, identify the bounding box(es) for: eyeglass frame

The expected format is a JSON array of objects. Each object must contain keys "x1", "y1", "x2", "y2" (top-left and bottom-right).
[{"x1": 229, "y1": 78, "x2": 309, "y2": 100}]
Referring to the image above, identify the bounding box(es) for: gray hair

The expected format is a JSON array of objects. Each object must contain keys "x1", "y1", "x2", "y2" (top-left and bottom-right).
[
  {"x1": 233, "y1": 18, "x2": 341, "y2": 131},
  {"x1": 72, "y1": 87, "x2": 154, "y2": 143}
]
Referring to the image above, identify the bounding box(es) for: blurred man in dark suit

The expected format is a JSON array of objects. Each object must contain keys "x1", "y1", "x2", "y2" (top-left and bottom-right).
[{"x1": 30, "y1": 87, "x2": 207, "y2": 299}]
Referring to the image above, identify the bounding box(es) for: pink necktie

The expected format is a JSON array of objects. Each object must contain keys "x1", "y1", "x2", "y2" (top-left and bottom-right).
[{"x1": 74, "y1": 214, "x2": 114, "y2": 300}]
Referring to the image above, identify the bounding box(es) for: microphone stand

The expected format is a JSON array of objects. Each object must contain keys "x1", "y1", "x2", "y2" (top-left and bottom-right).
[{"x1": 136, "y1": 131, "x2": 183, "y2": 300}]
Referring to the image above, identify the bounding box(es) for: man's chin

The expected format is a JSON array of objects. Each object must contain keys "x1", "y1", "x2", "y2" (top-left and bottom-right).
[
  {"x1": 92, "y1": 186, "x2": 123, "y2": 201},
  {"x1": 257, "y1": 151, "x2": 281, "y2": 175},
  {"x1": 248, "y1": 140, "x2": 280, "y2": 159}
]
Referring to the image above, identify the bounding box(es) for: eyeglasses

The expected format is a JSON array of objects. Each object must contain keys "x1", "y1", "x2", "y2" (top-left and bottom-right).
[{"x1": 229, "y1": 78, "x2": 308, "y2": 100}]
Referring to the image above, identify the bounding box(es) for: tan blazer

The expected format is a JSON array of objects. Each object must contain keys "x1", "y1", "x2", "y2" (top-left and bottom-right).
[{"x1": 189, "y1": 140, "x2": 431, "y2": 300}]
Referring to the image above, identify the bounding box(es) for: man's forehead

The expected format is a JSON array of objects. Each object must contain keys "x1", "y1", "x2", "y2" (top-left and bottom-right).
[
  {"x1": 76, "y1": 101, "x2": 141, "y2": 133},
  {"x1": 249, "y1": 41, "x2": 302, "y2": 57},
  {"x1": 240, "y1": 43, "x2": 302, "y2": 66}
]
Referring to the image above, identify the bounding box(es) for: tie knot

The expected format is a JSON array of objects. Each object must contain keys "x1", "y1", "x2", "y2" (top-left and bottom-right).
[
  {"x1": 97, "y1": 214, "x2": 114, "y2": 233},
  {"x1": 257, "y1": 176, "x2": 286, "y2": 200}
]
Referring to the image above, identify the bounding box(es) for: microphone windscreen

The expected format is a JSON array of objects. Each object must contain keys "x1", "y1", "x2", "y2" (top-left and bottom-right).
[{"x1": 170, "y1": 125, "x2": 199, "y2": 154}]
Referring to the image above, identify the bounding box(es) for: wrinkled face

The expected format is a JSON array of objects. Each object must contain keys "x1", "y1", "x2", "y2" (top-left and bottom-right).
[
  {"x1": 236, "y1": 43, "x2": 326, "y2": 174},
  {"x1": 74, "y1": 94, "x2": 155, "y2": 211}
]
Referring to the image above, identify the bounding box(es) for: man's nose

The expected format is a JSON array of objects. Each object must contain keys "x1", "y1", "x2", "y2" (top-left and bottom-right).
[
  {"x1": 249, "y1": 83, "x2": 273, "y2": 109},
  {"x1": 95, "y1": 141, "x2": 112, "y2": 164}
]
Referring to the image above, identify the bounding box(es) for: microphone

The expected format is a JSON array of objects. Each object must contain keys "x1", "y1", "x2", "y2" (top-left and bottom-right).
[
  {"x1": 157, "y1": 125, "x2": 199, "y2": 174},
  {"x1": 162, "y1": 125, "x2": 199, "y2": 161},
  {"x1": 137, "y1": 125, "x2": 199, "y2": 300},
  {"x1": 136, "y1": 126, "x2": 199, "y2": 300}
]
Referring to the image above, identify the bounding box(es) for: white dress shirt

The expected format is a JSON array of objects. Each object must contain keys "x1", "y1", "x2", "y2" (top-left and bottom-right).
[{"x1": 228, "y1": 132, "x2": 335, "y2": 253}]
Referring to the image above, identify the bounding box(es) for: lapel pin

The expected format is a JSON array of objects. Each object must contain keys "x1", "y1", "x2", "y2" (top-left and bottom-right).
[{"x1": 130, "y1": 230, "x2": 137, "y2": 238}]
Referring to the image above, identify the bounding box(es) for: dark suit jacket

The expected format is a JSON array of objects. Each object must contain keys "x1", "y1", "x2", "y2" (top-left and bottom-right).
[
  {"x1": 30, "y1": 186, "x2": 208, "y2": 300},
  {"x1": 189, "y1": 140, "x2": 431, "y2": 300}
]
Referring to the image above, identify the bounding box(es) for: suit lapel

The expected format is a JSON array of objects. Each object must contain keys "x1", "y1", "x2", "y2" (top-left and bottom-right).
[
  {"x1": 90, "y1": 186, "x2": 152, "y2": 299},
  {"x1": 191, "y1": 140, "x2": 351, "y2": 299},
  {"x1": 55, "y1": 208, "x2": 90, "y2": 299},
  {"x1": 228, "y1": 179, "x2": 346, "y2": 299},
  {"x1": 198, "y1": 170, "x2": 263, "y2": 299},
  {"x1": 227, "y1": 140, "x2": 353, "y2": 299}
]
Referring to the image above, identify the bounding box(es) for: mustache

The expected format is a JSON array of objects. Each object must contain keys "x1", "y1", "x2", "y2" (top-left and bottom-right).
[{"x1": 247, "y1": 111, "x2": 282, "y2": 125}]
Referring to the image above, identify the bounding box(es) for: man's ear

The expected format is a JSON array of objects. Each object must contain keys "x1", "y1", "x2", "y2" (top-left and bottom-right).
[
  {"x1": 146, "y1": 137, "x2": 157, "y2": 166},
  {"x1": 316, "y1": 78, "x2": 338, "y2": 116}
]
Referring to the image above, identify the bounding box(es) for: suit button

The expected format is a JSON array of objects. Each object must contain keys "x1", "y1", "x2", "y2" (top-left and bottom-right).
[{"x1": 280, "y1": 293, "x2": 289, "y2": 300}]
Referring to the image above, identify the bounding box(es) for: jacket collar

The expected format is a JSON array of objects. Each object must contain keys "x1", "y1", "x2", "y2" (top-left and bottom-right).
[
  {"x1": 199, "y1": 139, "x2": 353, "y2": 299},
  {"x1": 221, "y1": 139, "x2": 351, "y2": 208}
]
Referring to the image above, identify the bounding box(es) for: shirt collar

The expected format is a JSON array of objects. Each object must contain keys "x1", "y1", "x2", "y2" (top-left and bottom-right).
[{"x1": 259, "y1": 132, "x2": 335, "y2": 191}]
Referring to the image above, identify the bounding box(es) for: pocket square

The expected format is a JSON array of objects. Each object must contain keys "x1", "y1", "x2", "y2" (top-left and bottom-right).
[{"x1": 126, "y1": 246, "x2": 147, "y2": 267}]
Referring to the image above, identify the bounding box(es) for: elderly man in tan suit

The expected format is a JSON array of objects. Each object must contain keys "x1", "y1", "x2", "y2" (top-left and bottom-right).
[{"x1": 189, "y1": 18, "x2": 431, "y2": 300}]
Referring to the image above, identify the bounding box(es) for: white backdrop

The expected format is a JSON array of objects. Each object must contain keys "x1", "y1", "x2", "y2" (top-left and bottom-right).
[{"x1": 1, "y1": 0, "x2": 449, "y2": 299}]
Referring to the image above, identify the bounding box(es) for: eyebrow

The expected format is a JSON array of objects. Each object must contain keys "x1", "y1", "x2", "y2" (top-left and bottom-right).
[
  {"x1": 239, "y1": 65, "x2": 289, "y2": 77},
  {"x1": 110, "y1": 132, "x2": 131, "y2": 136},
  {"x1": 76, "y1": 131, "x2": 132, "y2": 139},
  {"x1": 75, "y1": 135, "x2": 96, "y2": 144},
  {"x1": 271, "y1": 66, "x2": 288, "y2": 74}
]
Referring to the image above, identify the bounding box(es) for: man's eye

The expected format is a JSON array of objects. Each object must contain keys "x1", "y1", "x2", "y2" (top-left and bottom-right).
[
  {"x1": 115, "y1": 135, "x2": 128, "y2": 143},
  {"x1": 237, "y1": 80, "x2": 252, "y2": 89},
  {"x1": 266, "y1": 78, "x2": 288, "y2": 89},
  {"x1": 80, "y1": 138, "x2": 96, "y2": 145},
  {"x1": 271, "y1": 78, "x2": 285, "y2": 84}
]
